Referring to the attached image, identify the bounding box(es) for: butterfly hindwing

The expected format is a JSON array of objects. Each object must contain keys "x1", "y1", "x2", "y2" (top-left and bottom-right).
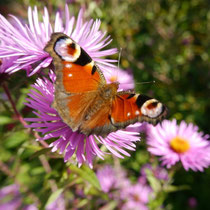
[
  {"x1": 110, "y1": 92, "x2": 167, "y2": 128},
  {"x1": 76, "y1": 91, "x2": 167, "y2": 137},
  {"x1": 78, "y1": 101, "x2": 117, "y2": 136}
]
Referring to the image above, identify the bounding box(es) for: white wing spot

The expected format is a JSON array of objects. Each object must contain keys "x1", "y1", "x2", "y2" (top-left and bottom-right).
[
  {"x1": 141, "y1": 99, "x2": 162, "y2": 118},
  {"x1": 111, "y1": 117, "x2": 115, "y2": 124},
  {"x1": 127, "y1": 112, "x2": 131, "y2": 117},
  {"x1": 135, "y1": 110, "x2": 140, "y2": 115},
  {"x1": 61, "y1": 43, "x2": 67, "y2": 47},
  {"x1": 65, "y1": 64, "x2": 72, "y2": 68},
  {"x1": 68, "y1": 73, "x2": 72, "y2": 77}
]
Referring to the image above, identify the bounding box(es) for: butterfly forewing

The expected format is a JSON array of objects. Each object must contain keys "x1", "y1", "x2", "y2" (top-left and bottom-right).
[
  {"x1": 44, "y1": 33, "x2": 106, "y2": 93},
  {"x1": 62, "y1": 61, "x2": 103, "y2": 93},
  {"x1": 44, "y1": 33, "x2": 107, "y2": 131}
]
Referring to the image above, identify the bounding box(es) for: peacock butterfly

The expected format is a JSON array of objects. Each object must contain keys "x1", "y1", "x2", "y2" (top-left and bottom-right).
[{"x1": 44, "y1": 33, "x2": 168, "y2": 137}]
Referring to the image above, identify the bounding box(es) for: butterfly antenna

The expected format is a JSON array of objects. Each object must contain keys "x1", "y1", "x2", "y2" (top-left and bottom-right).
[
  {"x1": 116, "y1": 48, "x2": 122, "y2": 80},
  {"x1": 135, "y1": 80, "x2": 156, "y2": 85},
  {"x1": 118, "y1": 48, "x2": 122, "y2": 69}
]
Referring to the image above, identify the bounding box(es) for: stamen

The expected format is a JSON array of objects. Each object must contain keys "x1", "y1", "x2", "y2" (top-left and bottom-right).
[
  {"x1": 170, "y1": 136, "x2": 190, "y2": 153},
  {"x1": 109, "y1": 75, "x2": 118, "y2": 83}
]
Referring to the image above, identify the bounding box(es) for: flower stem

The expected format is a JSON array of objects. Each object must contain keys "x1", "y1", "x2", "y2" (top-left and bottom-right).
[
  {"x1": 2, "y1": 82, "x2": 62, "y2": 206},
  {"x1": 2, "y1": 82, "x2": 49, "y2": 148},
  {"x1": 2, "y1": 82, "x2": 27, "y2": 126}
]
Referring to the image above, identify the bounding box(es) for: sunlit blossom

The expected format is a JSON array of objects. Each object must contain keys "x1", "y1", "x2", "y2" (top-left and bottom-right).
[
  {"x1": 0, "y1": 4, "x2": 118, "y2": 75},
  {"x1": 146, "y1": 120, "x2": 210, "y2": 171}
]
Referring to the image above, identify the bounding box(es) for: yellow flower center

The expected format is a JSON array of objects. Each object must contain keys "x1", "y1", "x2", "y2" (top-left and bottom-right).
[
  {"x1": 170, "y1": 136, "x2": 190, "y2": 153},
  {"x1": 109, "y1": 75, "x2": 118, "y2": 83}
]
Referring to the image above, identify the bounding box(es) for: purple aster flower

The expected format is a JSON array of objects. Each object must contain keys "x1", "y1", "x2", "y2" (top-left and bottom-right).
[
  {"x1": 24, "y1": 205, "x2": 38, "y2": 210},
  {"x1": 24, "y1": 71, "x2": 141, "y2": 168},
  {"x1": 0, "y1": 57, "x2": 18, "y2": 74},
  {"x1": 0, "y1": 4, "x2": 117, "y2": 75},
  {"x1": 188, "y1": 197, "x2": 197, "y2": 209},
  {"x1": 97, "y1": 165, "x2": 117, "y2": 193},
  {"x1": 0, "y1": 184, "x2": 22, "y2": 209},
  {"x1": 96, "y1": 164, "x2": 129, "y2": 193},
  {"x1": 0, "y1": 184, "x2": 19, "y2": 198},
  {"x1": 146, "y1": 119, "x2": 210, "y2": 171},
  {"x1": 0, "y1": 184, "x2": 37, "y2": 210},
  {"x1": 121, "y1": 183, "x2": 152, "y2": 210},
  {"x1": 105, "y1": 68, "x2": 135, "y2": 90},
  {"x1": 0, "y1": 184, "x2": 64, "y2": 210}
]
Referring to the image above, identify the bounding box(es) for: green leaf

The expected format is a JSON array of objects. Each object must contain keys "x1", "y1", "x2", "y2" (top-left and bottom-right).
[
  {"x1": 77, "y1": 199, "x2": 89, "y2": 208},
  {"x1": 4, "y1": 130, "x2": 28, "y2": 148},
  {"x1": 148, "y1": 175, "x2": 162, "y2": 193},
  {"x1": 165, "y1": 185, "x2": 190, "y2": 193},
  {"x1": 69, "y1": 165, "x2": 101, "y2": 190},
  {"x1": 30, "y1": 166, "x2": 45, "y2": 175},
  {"x1": 0, "y1": 116, "x2": 14, "y2": 125},
  {"x1": 23, "y1": 145, "x2": 42, "y2": 150},
  {"x1": 16, "y1": 88, "x2": 29, "y2": 110},
  {"x1": 30, "y1": 148, "x2": 52, "y2": 159},
  {"x1": 45, "y1": 188, "x2": 63, "y2": 207},
  {"x1": 145, "y1": 168, "x2": 162, "y2": 193},
  {"x1": 99, "y1": 201, "x2": 118, "y2": 210}
]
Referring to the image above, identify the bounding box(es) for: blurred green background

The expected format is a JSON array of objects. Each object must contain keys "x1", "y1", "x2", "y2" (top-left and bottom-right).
[{"x1": 0, "y1": 0, "x2": 209, "y2": 209}]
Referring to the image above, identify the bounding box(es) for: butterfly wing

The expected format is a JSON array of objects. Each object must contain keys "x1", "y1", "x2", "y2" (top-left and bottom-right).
[
  {"x1": 78, "y1": 99, "x2": 117, "y2": 136},
  {"x1": 44, "y1": 33, "x2": 106, "y2": 93},
  {"x1": 77, "y1": 91, "x2": 167, "y2": 137},
  {"x1": 110, "y1": 92, "x2": 168, "y2": 129},
  {"x1": 44, "y1": 33, "x2": 106, "y2": 131}
]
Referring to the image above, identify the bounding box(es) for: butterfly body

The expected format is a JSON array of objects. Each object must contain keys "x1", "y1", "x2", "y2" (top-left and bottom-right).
[{"x1": 44, "y1": 33, "x2": 167, "y2": 137}]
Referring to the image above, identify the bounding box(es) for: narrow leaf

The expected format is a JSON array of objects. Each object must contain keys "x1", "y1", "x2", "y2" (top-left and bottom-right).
[
  {"x1": 45, "y1": 188, "x2": 63, "y2": 207},
  {"x1": 69, "y1": 165, "x2": 101, "y2": 190}
]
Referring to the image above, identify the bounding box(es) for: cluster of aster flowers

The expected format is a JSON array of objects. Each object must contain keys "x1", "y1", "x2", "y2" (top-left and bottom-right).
[
  {"x1": 0, "y1": 3, "x2": 209, "y2": 171},
  {"x1": 96, "y1": 164, "x2": 162, "y2": 210},
  {"x1": 0, "y1": 185, "x2": 23, "y2": 209},
  {"x1": 0, "y1": 184, "x2": 65, "y2": 210}
]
